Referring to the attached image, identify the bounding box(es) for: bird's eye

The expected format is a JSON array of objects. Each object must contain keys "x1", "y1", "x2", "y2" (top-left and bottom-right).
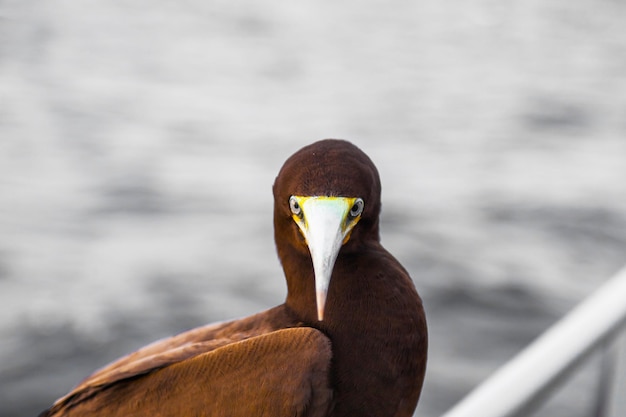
[
  {"x1": 289, "y1": 196, "x2": 302, "y2": 216},
  {"x1": 349, "y1": 198, "x2": 364, "y2": 218}
]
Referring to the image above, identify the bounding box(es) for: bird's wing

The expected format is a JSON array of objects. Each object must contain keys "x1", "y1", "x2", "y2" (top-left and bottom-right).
[
  {"x1": 42, "y1": 327, "x2": 333, "y2": 417},
  {"x1": 70, "y1": 306, "x2": 295, "y2": 392}
]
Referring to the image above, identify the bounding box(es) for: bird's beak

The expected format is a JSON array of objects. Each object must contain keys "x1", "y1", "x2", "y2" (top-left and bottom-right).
[{"x1": 291, "y1": 196, "x2": 362, "y2": 321}]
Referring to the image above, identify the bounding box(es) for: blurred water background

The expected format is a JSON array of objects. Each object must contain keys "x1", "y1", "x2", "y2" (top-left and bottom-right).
[{"x1": 1, "y1": 1, "x2": 626, "y2": 416}]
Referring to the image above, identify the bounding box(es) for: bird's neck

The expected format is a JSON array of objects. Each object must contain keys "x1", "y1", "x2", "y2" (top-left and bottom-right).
[{"x1": 281, "y1": 242, "x2": 427, "y2": 417}]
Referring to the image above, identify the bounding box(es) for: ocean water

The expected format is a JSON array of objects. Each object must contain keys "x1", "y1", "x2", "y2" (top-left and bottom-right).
[{"x1": 1, "y1": 1, "x2": 625, "y2": 416}]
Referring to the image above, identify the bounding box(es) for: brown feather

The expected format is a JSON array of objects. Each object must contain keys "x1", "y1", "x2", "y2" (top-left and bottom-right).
[{"x1": 44, "y1": 327, "x2": 332, "y2": 417}]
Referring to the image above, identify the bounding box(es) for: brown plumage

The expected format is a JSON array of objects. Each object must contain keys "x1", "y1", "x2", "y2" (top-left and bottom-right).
[{"x1": 41, "y1": 139, "x2": 427, "y2": 417}]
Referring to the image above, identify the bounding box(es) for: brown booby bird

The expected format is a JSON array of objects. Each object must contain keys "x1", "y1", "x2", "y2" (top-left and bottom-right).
[{"x1": 41, "y1": 139, "x2": 427, "y2": 417}]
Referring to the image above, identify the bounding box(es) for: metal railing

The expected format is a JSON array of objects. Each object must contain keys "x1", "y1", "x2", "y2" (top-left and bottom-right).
[{"x1": 441, "y1": 265, "x2": 626, "y2": 417}]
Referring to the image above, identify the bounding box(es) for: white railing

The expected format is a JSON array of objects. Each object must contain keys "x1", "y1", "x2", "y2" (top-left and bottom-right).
[{"x1": 441, "y1": 265, "x2": 626, "y2": 417}]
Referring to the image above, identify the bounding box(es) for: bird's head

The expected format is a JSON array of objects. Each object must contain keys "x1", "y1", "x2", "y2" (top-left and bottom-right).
[{"x1": 273, "y1": 139, "x2": 381, "y2": 321}]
